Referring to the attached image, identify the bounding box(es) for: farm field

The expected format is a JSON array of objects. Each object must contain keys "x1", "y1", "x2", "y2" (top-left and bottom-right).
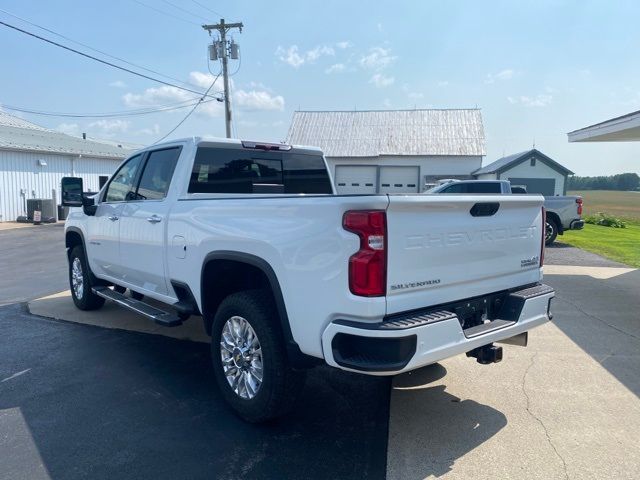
[
  {"x1": 562, "y1": 190, "x2": 640, "y2": 267},
  {"x1": 568, "y1": 189, "x2": 640, "y2": 221}
]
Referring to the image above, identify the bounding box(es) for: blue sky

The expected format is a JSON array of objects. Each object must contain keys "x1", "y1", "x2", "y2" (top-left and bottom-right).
[{"x1": 1, "y1": 0, "x2": 639, "y2": 176}]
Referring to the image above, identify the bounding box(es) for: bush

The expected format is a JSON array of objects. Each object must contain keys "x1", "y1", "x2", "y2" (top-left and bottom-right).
[{"x1": 584, "y1": 212, "x2": 627, "y2": 228}]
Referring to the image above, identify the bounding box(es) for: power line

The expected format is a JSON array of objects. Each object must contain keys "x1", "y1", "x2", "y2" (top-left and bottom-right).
[
  {"x1": 0, "y1": 7, "x2": 209, "y2": 92},
  {"x1": 153, "y1": 72, "x2": 222, "y2": 144},
  {"x1": 0, "y1": 19, "x2": 220, "y2": 99},
  {"x1": 1, "y1": 99, "x2": 217, "y2": 118},
  {"x1": 130, "y1": 0, "x2": 200, "y2": 26},
  {"x1": 161, "y1": 0, "x2": 209, "y2": 21},
  {"x1": 190, "y1": 0, "x2": 225, "y2": 18}
]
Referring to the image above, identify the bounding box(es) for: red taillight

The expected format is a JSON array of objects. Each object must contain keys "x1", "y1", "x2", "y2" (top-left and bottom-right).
[
  {"x1": 540, "y1": 206, "x2": 546, "y2": 267},
  {"x1": 343, "y1": 210, "x2": 387, "y2": 297},
  {"x1": 576, "y1": 197, "x2": 583, "y2": 215}
]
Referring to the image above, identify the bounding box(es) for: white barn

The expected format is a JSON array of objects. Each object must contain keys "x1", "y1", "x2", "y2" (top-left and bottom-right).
[
  {"x1": 473, "y1": 149, "x2": 574, "y2": 196},
  {"x1": 0, "y1": 112, "x2": 134, "y2": 222},
  {"x1": 286, "y1": 109, "x2": 485, "y2": 194}
]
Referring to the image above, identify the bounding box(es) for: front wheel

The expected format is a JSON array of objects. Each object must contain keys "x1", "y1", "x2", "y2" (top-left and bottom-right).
[
  {"x1": 69, "y1": 246, "x2": 105, "y2": 311},
  {"x1": 211, "y1": 290, "x2": 305, "y2": 423}
]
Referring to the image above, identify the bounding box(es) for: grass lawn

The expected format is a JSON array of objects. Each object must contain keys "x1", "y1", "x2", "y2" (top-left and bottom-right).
[
  {"x1": 561, "y1": 221, "x2": 640, "y2": 268},
  {"x1": 561, "y1": 190, "x2": 639, "y2": 266}
]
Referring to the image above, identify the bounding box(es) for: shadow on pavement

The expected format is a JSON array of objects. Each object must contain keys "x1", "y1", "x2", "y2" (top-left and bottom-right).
[
  {"x1": 0, "y1": 304, "x2": 389, "y2": 480},
  {"x1": 546, "y1": 271, "x2": 640, "y2": 397},
  {"x1": 389, "y1": 365, "x2": 507, "y2": 479}
]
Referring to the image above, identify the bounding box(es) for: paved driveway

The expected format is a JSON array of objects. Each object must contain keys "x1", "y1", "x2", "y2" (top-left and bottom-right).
[
  {"x1": 0, "y1": 224, "x2": 67, "y2": 306},
  {"x1": 0, "y1": 225, "x2": 638, "y2": 479}
]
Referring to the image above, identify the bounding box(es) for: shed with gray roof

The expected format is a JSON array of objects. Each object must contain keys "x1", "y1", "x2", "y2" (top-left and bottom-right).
[
  {"x1": 473, "y1": 148, "x2": 574, "y2": 196},
  {"x1": 286, "y1": 109, "x2": 485, "y2": 194}
]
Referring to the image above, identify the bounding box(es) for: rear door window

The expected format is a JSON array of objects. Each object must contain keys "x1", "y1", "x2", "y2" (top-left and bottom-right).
[{"x1": 188, "y1": 147, "x2": 332, "y2": 194}]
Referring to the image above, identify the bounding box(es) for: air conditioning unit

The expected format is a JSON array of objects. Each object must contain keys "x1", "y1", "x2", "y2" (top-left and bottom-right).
[{"x1": 27, "y1": 198, "x2": 57, "y2": 221}]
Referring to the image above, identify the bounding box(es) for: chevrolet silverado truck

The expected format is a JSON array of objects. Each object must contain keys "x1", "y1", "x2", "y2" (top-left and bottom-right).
[
  {"x1": 61, "y1": 137, "x2": 554, "y2": 422},
  {"x1": 428, "y1": 179, "x2": 584, "y2": 245}
]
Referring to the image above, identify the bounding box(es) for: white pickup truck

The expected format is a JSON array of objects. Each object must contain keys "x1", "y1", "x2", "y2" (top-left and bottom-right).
[{"x1": 62, "y1": 137, "x2": 554, "y2": 422}]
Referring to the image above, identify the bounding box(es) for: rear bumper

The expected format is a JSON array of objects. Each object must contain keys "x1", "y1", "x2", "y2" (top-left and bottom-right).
[
  {"x1": 570, "y1": 219, "x2": 585, "y2": 230},
  {"x1": 322, "y1": 284, "x2": 554, "y2": 375}
]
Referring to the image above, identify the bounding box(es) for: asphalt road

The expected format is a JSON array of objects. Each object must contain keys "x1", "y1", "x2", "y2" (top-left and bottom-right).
[
  {"x1": 0, "y1": 302, "x2": 389, "y2": 480},
  {"x1": 0, "y1": 224, "x2": 67, "y2": 305}
]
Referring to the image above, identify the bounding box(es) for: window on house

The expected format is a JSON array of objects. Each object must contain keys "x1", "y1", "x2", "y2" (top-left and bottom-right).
[{"x1": 530, "y1": 158, "x2": 536, "y2": 166}]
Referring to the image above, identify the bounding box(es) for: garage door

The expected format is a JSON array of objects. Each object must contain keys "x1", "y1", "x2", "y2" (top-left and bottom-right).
[
  {"x1": 379, "y1": 166, "x2": 419, "y2": 194},
  {"x1": 334, "y1": 166, "x2": 377, "y2": 194},
  {"x1": 508, "y1": 177, "x2": 556, "y2": 196}
]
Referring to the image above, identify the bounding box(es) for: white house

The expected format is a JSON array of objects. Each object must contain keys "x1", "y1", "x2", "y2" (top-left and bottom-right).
[
  {"x1": 0, "y1": 111, "x2": 135, "y2": 222},
  {"x1": 286, "y1": 109, "x2": 485, "y2": 194},
  {"x1": 473, "y1": 149, "x2": 573, "y2": 196}
]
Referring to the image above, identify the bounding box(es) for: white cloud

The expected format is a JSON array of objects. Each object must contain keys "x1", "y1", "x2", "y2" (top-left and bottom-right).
[
  {"x1": 109, "y1": 80, "x2": 127, "y2": 88},
  {"x1": 437, "y1": 81, "x2": 449, "y2": 87},
  {"x1": 336, "y1": 41, "x2": 352, "y2": 49},
  {"x1": 275, "y1": 44, "x2": 335, "y2": 68},
  {"x1": 234, "y1": 89, "x2": 285, "y2": 111},
  {"x1": 485, "y1": 69, "x2": 515, "y2": 84},
  {"x1": 408, "y1": 91, "x2": 424, "y2": 99},
  {"x1": 306, "y1": 45, "x2": 335, "y2": 62},
  {"x1": 88, "y1": 119, "x2": 130, "y2": 134},
  {"x1": 359, "y1": 47, "x2": 396, "y2": 70},
  {"x1": 369, "y1": 73, "x2": 395, "y2": 88},
  {"x1": 136, "y1": 124, "x2": 160, "y2": 136},
  {"x1": 56, "y1": 123, "x2": 80, "y2": 135},
  {"x1": 507, "y1": 94, "x2": 553, "y2": 107},
  {"x1": 275, "y1": 45, "x2": 305, "y2": 68},
  {"x1": 325, "y1": 63, "x2": 346, "y2": 74},
  {"x1": 123, "y1": 72, "x2": 284, "y2": 118}
]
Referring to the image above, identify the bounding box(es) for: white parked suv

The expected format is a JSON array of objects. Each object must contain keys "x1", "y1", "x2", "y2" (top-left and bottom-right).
[{"x1": 62, "y1": 137, "x2": 554, "y2": 422}]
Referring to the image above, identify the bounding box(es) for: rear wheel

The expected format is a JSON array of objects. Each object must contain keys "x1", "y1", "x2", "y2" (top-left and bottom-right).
[
  {"x1": 545, "y1": 218, "x2": 558, "y2": 245},
  {"x1": 69, "y1": 246, "x2": 105, "y2": 311},
  {"x1": 210, "y1": 290, "x2": 305, "y2": 423}
]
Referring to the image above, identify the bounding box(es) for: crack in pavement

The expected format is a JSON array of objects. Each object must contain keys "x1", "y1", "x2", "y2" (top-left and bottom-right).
[
  {"x1": 557, "y1": 295, "x2": 640, "y2": 341},
  {"x1": 522, "y1": 353, "x2": 570, "y2": 480}
]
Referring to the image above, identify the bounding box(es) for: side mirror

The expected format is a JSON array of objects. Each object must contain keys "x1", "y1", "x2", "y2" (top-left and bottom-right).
[
  {"x1": 61, "y1": 177, "x2": 83, "y2": 207},
  {"x1": 61, "y1": 177, "x2": 98, "y2": 216}
]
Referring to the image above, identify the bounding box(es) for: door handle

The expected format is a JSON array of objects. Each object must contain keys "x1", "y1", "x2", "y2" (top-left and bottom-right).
[
  {"x1": 146, "y1": 215, "x2": 162, "y2": 224},
  {"x1": 108, "y1": 215, "x2": 119, "y2": 221}
]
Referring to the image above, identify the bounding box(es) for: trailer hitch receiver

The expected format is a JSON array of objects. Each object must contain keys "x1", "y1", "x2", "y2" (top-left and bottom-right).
[{"x1": 466, "y1": 343, "x2": 503, "y2": 364}]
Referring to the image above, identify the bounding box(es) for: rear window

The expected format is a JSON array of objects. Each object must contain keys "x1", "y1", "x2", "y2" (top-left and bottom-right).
[
  {"x1": 188, "y1": 147, "x2": 332, "y2": 194},
  {"x1": 441, "y1": 182, "x2": 502, "y2": 194}
]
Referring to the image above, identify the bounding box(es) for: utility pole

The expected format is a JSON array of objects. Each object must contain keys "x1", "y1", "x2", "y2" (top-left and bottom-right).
[{"x1": 202, "y1": 19, "x2": 243, "y2": 138}]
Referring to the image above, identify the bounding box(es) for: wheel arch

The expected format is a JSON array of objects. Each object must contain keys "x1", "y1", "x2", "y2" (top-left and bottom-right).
[
  {"x1": 200, "y1": 251, "x2": 319, "y2": 368},
  {"x1": 65, "y1": 227, "x2": 85, "y2": 258}
]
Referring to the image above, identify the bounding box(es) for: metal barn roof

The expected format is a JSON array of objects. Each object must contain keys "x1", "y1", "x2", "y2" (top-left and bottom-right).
[
  {"x1": 0, "y1": 111, "x2": 134, "y2": 159},
  {"x1": 286, "y1": 109, "x2": 485, "y2": 157},
  {"x1": 473, "y1": 149, "x2": 574, "y2": 175}
]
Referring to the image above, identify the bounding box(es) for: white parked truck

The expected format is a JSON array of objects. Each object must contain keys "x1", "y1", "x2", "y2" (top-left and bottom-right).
[{"x1": 62, "y1": 137, "x2": 554, "y2": 422}]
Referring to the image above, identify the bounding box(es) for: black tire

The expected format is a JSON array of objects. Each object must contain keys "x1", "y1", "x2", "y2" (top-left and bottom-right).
[
  {"x1": 131, "y1": 291, "x2": 144, "y2": 300},
  {"x1": 210, "y1": 290, "x2": 305, "y2": 423},
  {"x1": 113, "y1": 285, "x2": 126, "y2": 294},
  {"x1": 69, "y1": 245, "x2": 105, "y2": 311},
  {"x1": 545, "y1": 218, "x2": 558, "y2": 246}
]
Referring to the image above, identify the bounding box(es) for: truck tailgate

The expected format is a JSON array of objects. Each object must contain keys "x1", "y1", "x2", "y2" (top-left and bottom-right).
[{"x1": 385, "y1": 194, "x2": 544, "y2": 315}]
